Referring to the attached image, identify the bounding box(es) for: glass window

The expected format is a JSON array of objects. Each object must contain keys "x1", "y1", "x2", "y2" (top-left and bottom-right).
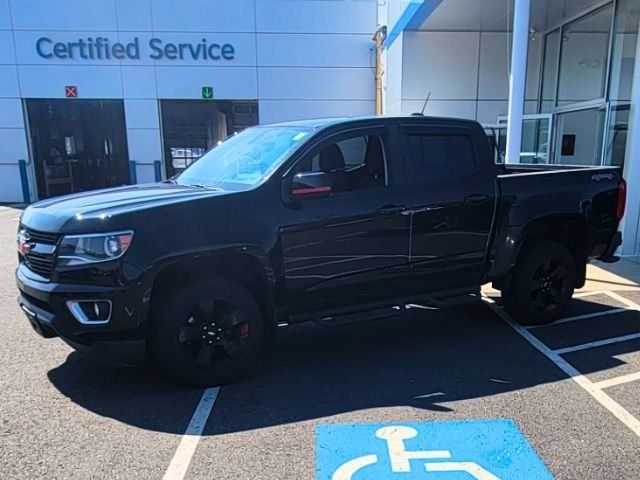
[
  {"x1": 553, "y1": 107, "x2": 606, "y2": 165},
  {"x1": 298, "y1": 135, "x2": 388, "y2": 193},
  {"x1": 609, "y1": 0, "x2": 639, "y2": 102},
  {"x1": 540, "y1": 29, "x2": 561, "y2": 112},
  {"x1": 604, "y1": 103, "x2": 630, "y2": 166},
  {"x1": 557, "y1": 5, "x2": 613, "y2": 106},
  {"x1": 541, "y1": 0, "x2": 611, "y2": 30},
  {"x1": 334, "y1": 137, "x2": 368, "y2": 168},
  {"x1": 493, "y1": 116, "x2": 551, "y2": 164},
  {"x1": 521, "y1": 118, "x2": 552, "y2": 164},
  {"x1": 170, "y1": 147, "x2": 206, "y2": 170},
  {"x1": 176, "y1": 126, "x2": 311, "y2": 191},
  {"x1": 406, "y1": 135, "x2": 476, "y2": 183}
]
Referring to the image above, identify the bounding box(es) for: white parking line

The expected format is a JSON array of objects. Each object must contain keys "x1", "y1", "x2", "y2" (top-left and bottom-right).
[
  {"x1": 528, "y1": 308, "x2": 628, "y2": 328},
  {"x1": 163, "y1": 387, "x2": 220, "y2": 480},
  {"x1": 602, "y1": 290, "x2": 640, "y2": 311},
  {"x1": 573, "y1": 290, "x2": 607, "y2": 298},
  {"x1": 553, "y1": 332, "x2": 640, "y2": 355},
  {"x1": 483, "y1": 297, "x2": 640, "y2": 437},
  {"x1": 594, "y1": 372, "x2": 640, "y2": 390}
]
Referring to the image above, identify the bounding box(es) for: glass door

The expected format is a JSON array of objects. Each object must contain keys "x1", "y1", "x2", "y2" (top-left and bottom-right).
[
  {"x1": 552, "y1": 105, "x2": 607, "y2": 165},
  {"x1": 496, "y1": 114, "x2": 553, "y2": 164}
]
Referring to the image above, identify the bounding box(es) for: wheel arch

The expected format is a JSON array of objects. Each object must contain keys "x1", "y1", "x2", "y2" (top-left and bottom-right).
[
  {"x1": 519, "y1": 216, "x2": 588, "y2": 287},
  {"x1": 148, "y1": 249, "x2": 277, "y2": 331},
  {"x1": 491, "y1": 215, "x2": 589, "y2": 290}
]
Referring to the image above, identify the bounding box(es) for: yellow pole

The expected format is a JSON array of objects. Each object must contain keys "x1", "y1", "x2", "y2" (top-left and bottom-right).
[{"x1": 373, "y1": 27, "x2": 384, "y2": 116}]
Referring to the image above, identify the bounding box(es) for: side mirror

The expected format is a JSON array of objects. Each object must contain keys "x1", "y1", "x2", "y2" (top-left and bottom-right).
[{"x1": 291, "y1": 172, "x2": 332, "y2": 198}]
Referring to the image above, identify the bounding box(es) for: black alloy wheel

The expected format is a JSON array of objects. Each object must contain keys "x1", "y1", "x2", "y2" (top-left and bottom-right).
[
  {"x1": 178, "y1": 298, "x2": 250, "y2": 369},
  {"x1": 503, "y1": 240, "x2": 577, "y2": 326},
  {"x1": 529, "y1": 258, "x2": 570, "y2": 314},
  {"x1": 150, "y1": 275, "x2": 265, "y2": 386}
]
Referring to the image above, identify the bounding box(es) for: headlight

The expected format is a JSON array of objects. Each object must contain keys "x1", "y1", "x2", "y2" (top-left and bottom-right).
[{"x1": 57, "y1": 231, "x2": 133, "y2": 266}]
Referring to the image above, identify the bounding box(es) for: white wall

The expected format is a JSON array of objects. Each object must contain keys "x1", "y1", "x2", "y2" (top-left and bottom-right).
[
  {"x1": 387, "y1": 30, "x2": 542, "y2": 123},
  {"x1": 124, "y1": 99, "x2": 162, "y2": 183},
  {"x1": 255, "y1": 1, "x2": 376, "y2": 123},
  {"x1": 385, "y1": 33, "x2": 404, "y2": 115},
  {"x1": 0, "y1": 0, "x2": 28, "y2": 202},
  {"x1": 0, "y1": 0, "x2": 377, "y2": 202}
]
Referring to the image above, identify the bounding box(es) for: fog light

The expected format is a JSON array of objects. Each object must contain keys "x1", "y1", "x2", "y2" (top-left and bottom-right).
[{"x1": 66, "y1": 300, "x2": 112, "y2": 325}]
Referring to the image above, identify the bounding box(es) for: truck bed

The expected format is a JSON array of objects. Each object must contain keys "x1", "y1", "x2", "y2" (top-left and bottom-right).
[
  {"x1": 498, "y1": 163, "x2": 619, "y2": 175},
  {"x1": 494, "y1": 164, "x2": 622, "y2": 261}
]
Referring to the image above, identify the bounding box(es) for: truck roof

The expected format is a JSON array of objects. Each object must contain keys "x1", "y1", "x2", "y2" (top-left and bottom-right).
[{"x1": 267, "y1": 115, "x2": 482, "y2": 131}]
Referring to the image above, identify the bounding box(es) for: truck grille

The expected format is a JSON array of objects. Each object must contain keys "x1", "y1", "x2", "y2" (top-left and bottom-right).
[
  {"x1": 20, "y1": 227, "x2": 60, "y2": 279},
  {"x1": 24, "y1": 228, "x2": 59, "y2": 244}
]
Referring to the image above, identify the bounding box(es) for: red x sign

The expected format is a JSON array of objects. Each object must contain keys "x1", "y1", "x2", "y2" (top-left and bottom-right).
[{"x1": 65, "y1": 85, "x2": 77, "y2": 98}]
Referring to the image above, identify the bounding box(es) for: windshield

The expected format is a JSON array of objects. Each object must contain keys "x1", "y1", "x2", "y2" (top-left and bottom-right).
[{"x1": 175, "y1": 126, "x2": 312, "y2": 190}]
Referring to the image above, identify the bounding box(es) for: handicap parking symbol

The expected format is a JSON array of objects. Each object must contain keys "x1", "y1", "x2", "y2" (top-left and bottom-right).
[{"x1": 316, "y1": 420, "x2": 553, "y2": 479}]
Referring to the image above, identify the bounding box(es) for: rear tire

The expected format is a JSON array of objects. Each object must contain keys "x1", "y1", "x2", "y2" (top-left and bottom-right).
[
  {"x1": 503, "y1": 240, "x2": 576, "y2": 326},
  {"x1": 149, "y1": 275, "x2": 265, "y2": 387}
]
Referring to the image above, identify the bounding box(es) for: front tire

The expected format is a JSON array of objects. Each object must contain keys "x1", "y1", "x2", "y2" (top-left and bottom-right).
[
  {"x1": 503, "y1": 240, "x2": 577, "y2": 326},
  {"x1": 149, "y1": 275, "x2": 265, "y2": 386}
]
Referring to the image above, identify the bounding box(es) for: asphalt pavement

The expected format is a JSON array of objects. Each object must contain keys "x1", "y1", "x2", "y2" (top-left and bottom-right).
[{"x1": 1, "y1": 205, "x2": 639, "y2": 479}]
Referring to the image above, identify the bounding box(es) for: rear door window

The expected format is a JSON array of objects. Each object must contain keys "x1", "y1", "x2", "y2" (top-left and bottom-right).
[{"x1": 405, "y1": 134, "x2": 477, "y2": 183}]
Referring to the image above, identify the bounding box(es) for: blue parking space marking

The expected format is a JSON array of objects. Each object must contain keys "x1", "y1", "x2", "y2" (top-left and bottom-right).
[{"x1": 316, "y1": 420, "x2": 553, "y2": 480}]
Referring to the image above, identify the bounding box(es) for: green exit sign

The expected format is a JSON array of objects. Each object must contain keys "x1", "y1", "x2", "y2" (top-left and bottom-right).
[{"x1": 202, "y1": 86, "x2": 213, "y2": 99}]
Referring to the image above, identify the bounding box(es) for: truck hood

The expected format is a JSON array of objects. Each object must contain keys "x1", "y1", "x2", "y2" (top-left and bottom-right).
[{"x1": 20, "y1": 183, "x2": 228, "y2": 233}]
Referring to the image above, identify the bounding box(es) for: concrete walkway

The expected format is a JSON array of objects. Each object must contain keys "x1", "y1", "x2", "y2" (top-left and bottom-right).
[{"x1": 584, "y1": 258, "x2": 640, "y2": 292}]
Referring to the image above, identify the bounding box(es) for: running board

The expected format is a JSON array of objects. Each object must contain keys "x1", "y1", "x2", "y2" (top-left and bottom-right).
[
  {"x1": 289, "y1": 289, "x2": 481, "y2": 327},
  {"x1": 314, "y1": 305, "x2": 407, "y2": 326}
]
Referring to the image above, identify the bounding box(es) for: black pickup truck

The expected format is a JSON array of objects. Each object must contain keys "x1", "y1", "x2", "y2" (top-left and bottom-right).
[{"x1": 16, "y1": 116, "x2": 626, "y2": 386}]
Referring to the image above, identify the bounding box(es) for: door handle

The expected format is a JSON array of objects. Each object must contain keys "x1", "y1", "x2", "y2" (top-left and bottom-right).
[
  {"x1": 377, "y1": 204, "x2": 406, "y2": 215},
  {"x1": 414, "y1": 206, "x2": 444, "y2": 213},
  {"x1": 398, "y1": 206, "x2": 444, "y2": 216},
  {"x1": 464, "y1": 194, "x2": 489, "y2": 204}
]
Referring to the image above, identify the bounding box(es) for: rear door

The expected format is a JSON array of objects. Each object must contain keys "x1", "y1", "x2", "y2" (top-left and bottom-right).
[
  {"x1": 278, "y1": 125, "x2": 412, "y2": 312},
  {"x1": 400, "y1": 123, "x2": 496, "y2": 293}
]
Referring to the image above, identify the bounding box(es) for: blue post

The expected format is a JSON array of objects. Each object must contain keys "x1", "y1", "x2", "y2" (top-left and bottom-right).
[
  {"x1": 154, "y1": 160, "x2": 162, "y2": 182},
  {"x1": 129, "y1": 161, "x2": 137, "y2": 184},
  {"x1": 18, "y1": 160, "x2": 30, "y2": 204}
]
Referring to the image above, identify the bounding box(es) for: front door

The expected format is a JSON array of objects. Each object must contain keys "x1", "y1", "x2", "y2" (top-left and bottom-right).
[
  {"x1": 400, "y1": 124, "x2": 496, "y2": 294},
  {"x1": 279, "y1": 126, "x2": 412, "y2": 313}
]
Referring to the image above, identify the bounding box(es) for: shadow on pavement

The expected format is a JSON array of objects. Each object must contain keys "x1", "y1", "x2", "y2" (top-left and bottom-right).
[
  {"x1": 47, "y1": 352, "x2": 203, "y2": 434},
  {"x1": 46, "y1": 296, "x2": 639, "y2": 435}
]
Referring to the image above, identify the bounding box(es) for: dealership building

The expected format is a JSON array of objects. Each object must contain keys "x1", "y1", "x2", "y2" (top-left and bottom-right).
[
  {"x1": 380, "y1": 0, "x2": 640, "y2": 256},
  {"x1": 0, "y1": 0, "x2": 376, "y2": 201},
  {"x1": 0, "y1": 0, "x2": 639, "y2": 256}
]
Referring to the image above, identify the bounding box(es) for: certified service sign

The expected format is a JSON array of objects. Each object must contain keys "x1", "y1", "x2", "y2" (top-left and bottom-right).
[
  {"x1": 316, "y1": 420, "x2": 553, "y2": 480},
  {"x1": 36, "y1": 36, "x2": 235, "y2": 62}
]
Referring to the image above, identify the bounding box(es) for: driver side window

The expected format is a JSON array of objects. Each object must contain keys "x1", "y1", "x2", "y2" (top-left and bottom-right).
[{"x1": 297, "y1": 135, "x2": 388, "y2": 194}]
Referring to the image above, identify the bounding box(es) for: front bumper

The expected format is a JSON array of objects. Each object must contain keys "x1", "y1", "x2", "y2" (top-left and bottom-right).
[{"x1": 16, "y1": 264, "x2": 148, "y2": 366}]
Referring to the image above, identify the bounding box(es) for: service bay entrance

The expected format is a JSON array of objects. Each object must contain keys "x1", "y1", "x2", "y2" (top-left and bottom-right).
[
  {"x1": 25, "y1": 99, "x2": 130, "y2": 200},
  {"x1": 160, "y1": 100, "x2": 258, "y2": 178}
]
